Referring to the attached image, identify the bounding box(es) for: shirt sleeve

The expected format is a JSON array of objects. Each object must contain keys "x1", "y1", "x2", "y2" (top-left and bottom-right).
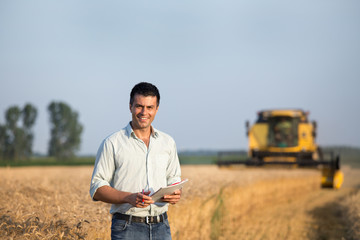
[
  {"x1": 89, "y1": 138, "x2": 115, "y2": 200},
  {"x1": 166, "y1": 139, "x2": 182, "y2": 185}
]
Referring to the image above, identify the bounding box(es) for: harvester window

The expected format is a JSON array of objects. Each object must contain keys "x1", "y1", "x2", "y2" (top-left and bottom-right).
[{"x1": 268, "y1": 117, "x2": 299, "y2": 147}]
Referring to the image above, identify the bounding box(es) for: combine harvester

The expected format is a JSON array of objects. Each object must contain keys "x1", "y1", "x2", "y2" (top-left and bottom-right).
[{"x1": 217, "y1": 109, "x2": 343, "y2": 189}]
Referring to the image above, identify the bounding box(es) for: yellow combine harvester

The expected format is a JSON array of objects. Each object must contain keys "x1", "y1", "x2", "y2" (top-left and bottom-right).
[{"x1": 217, "y1": 109, "x2": 343, "y2": 189}]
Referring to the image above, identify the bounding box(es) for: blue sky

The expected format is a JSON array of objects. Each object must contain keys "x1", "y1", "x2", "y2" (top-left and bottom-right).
[{"x1": 1, "y1": 0, "x2": 360, "y2": 155}]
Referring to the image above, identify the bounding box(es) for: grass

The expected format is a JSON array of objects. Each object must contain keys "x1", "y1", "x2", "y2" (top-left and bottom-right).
[
  {"x1": 324, "y1": 146, "x2": 360, "y2": 168},
  {"x1": 0, "y1": 146, "x2": 358, "y2": 168},
  {"x1": 0, "y1": 154, "x2": 218, "y2": 167},
  {"x1": 0, "y1": 156, "x2": 95, "y2": 167},
  {"x1": 210, "y1": 187, "x2": 226, "y2": 240},
  {"x1": 341, "y1": 155, "x2": 360, "y2": 168},
  {"x1": 179, "y1": 155, "x2": 218, "y2": 165}
]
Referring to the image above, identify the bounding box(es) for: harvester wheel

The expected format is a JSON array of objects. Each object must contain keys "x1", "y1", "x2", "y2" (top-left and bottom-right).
[{"x1": 321, "y1": 155, "x2": 343, "y2": 189}]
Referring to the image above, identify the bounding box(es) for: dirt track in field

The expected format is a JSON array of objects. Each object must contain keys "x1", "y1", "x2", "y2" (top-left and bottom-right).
[{"x1": 227, "y1": 168, "x2": 357, "y2": 240}]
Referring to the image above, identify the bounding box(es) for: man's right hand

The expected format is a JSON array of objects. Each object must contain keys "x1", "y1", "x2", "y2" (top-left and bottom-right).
[
  {"x1": 93, "y1": 186, "x2": 154, "y2": 207},
  {"x1": 129, "y1": 191, "x2": 154, "y2": 208}
]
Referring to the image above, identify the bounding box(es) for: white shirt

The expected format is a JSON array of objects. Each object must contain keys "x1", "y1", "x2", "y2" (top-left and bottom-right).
[{"x1": 90, "y1": 122, "x2": 181, "y2": 216}]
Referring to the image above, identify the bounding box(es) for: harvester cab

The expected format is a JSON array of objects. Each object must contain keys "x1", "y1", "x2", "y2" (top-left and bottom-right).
[{"x1": 218, "y1": 109, "x2": 343, "y2": 189}]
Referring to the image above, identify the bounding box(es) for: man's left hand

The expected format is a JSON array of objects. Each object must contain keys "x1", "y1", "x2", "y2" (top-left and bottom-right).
[{"x1": 162, "y1": 189, "x2": 182, "y2": 205}]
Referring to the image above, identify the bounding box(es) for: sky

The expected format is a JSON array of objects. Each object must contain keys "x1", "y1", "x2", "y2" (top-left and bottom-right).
[{"x1": 1, "y1": 0, "x2": 360, "y2": 155}]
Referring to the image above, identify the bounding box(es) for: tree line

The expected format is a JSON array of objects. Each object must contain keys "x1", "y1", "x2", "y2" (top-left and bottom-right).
[{"x1": 0, "y1": 101, "x2": 83, "y2": 161}]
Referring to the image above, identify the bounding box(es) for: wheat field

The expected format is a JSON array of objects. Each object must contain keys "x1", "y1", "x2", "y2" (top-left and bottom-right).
[{"x1": 1, "y1": 165, "x2": 359, "y2": 240}]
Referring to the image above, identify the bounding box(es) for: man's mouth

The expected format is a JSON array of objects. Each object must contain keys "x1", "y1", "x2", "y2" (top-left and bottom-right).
[{"x1": 138, "y1": 116, "x2": 149, "y2": 121}]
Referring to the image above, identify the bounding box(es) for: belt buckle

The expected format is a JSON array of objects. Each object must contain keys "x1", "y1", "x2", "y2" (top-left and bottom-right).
[{"x1": 145, "y1": 216, "x2": 150, "y2": 224}]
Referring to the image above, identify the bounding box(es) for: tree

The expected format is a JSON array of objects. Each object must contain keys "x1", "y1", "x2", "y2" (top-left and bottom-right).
[
  {"x1": 22, "y1": 104, "x2": 37, "y2": 158},
  {"x1": 0, "y1": 124, "x2": 8, "y2": 160},
  {"x1": 48, "y1": 101, "x2": 83, "y2": 160},
  {"x1": 0, "y1": 103, "x2": 37, "y2": 160},
  {"x1": 4, "y1": 106, "x2": 22, "y2": 160},
  {"x1": 5, "y1": 106, "x2": 21, "y2": 131}
]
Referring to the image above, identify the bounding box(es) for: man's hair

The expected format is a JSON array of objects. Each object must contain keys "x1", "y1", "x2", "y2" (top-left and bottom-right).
[{"x1": 130, "y1": 82, "x2": 160, "y2": 106}]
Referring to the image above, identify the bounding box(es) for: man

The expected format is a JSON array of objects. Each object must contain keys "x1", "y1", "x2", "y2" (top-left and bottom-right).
[
  {"x1": 274, "y1": 117, "x2": 292, "y2": 147},
  {"x1": 90, "y1": 82, "x2": 182, "y2": 240}
]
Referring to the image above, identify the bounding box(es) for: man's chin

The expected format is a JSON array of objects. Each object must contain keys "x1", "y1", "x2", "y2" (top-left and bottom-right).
[{"x1": 133, "y1": 122, "x2": 150, "y2": 130}]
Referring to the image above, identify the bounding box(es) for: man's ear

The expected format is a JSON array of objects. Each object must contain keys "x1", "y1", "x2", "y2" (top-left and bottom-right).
[{"x1": 129, "y1": 104, "x2": 132, "y2": 112}]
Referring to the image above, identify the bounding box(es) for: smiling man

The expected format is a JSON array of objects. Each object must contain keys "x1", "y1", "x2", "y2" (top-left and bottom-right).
[{"x1": 90, "y1": 82, "x2": 182, "y2": 240}]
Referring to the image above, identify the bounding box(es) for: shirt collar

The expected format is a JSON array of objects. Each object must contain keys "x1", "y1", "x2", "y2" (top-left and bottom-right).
[{"x1": 126, "y1": 122, "x2": 159, "y2": 139}]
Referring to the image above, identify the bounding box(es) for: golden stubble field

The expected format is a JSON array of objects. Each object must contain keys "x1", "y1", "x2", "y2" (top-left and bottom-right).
[{"x1": 1, "y1": 165, "x2": 359, "y2": 240}]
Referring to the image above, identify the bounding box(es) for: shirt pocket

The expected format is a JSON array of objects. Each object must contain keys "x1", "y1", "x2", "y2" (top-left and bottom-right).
[
  {"x1": 156, "y1": 154, "x2": 169, "y2": 170},
  {"x1": 153, "y1": 153, "x2": 169, "y2": 180}
]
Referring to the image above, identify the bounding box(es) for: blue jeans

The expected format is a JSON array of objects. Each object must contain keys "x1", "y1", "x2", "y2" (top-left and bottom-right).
[{"x1": 111, "y1": 217, "x2": 172, "y2": 240}]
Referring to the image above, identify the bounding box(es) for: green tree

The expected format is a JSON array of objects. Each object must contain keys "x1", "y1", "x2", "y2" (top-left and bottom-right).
[
  {"x1": 0, "y1": 124, "x2": 8, "y2": 160},
  {"x1": 4, "y1": 106, "x2": 22, "y2": 160},
  {"x1": 48, "y1": 101, "x2": 83, "y2": 160},
  {"x1": 22, "y1": 103, "x2": 38, "y2": 158},
  {"x1": 0, "y1": 104, "x2": 38, "y2": 160},
  {"x1": 5, "y1": 106, "x2": 21, "y2": 130},
  {"x1": 0, "y1": 103, "x2": 37, "y2": 160}
]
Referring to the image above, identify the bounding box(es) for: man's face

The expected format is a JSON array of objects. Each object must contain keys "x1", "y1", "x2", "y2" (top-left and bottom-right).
[{"x1": 130, "y1": 94, "x2": 159, "y2": 131}]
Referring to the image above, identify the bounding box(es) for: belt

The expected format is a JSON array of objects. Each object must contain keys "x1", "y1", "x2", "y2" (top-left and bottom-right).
[{"x1": 113, "y1": 212, "x2": 168, "y2": 224}]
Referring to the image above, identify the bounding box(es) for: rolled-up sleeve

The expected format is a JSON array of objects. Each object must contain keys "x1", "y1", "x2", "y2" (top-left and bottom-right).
[
  {"x1": 166, "y1": 140, "x2": 181, "y2": 185},
  {"x1": 89, "y1": 139, "x2": 115, "y2": 200}
]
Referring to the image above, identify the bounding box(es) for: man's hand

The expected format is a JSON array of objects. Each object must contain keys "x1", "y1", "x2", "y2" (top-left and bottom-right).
[
  {"x1": 162, "y1": 189, "x2": 182, "y2": 205},
  {"x1": 93, "y1": 186, "x2": 154, "y2": 208},
  {"x1": 126, "y1": 191, "x2": 154, "y2": 208}
]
